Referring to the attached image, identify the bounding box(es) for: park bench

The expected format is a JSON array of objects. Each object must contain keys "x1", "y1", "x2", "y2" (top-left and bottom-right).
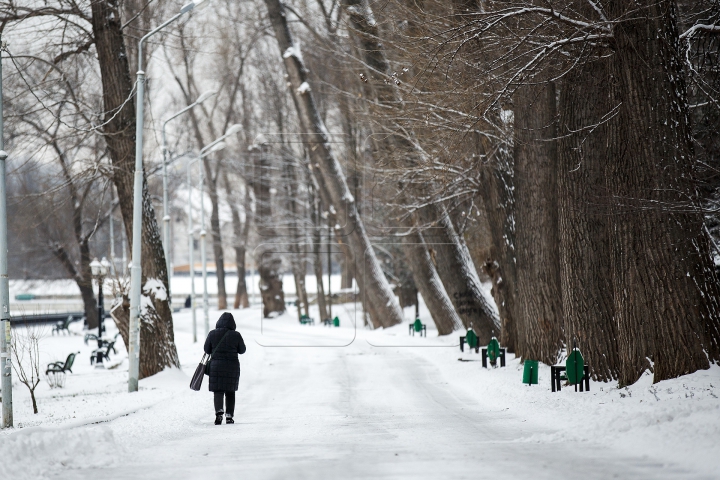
[
  {"x1": 300, "y1": 315, "x2": 315, "y2": 325},
  {"x1": 52, "y1": 315, "x2": 74, "y2": 335},
  {"x1": 91, "y1": 340, "x2": 115, "y2": 365},
  {"x1": 481, "y1": 337, "x2": 506, "y2": 368},
  {"x1": 551, "y1": 347, "x2": 590, "y2": 392},
  {"x1": 322, "y1": 316, "x2": 340, "y2": 327},
  {"x1": 459, "y1": 328, "x2": 480, "y2": 353},
  {"x1": 46, "y1": 352, "x2": 78, "y2": 375},
  {"x1": 408, "y1": 318, "x2": 426, "y2": 337}
]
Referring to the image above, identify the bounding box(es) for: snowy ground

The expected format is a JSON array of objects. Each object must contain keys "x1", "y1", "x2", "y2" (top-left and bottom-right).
[{"x1": 1, "y1": 301, "x2": 719, "y2": 479}]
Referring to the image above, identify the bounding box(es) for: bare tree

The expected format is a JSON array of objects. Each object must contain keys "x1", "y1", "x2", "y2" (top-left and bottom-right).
[{"x1": 11, "y1": 324, "x2": 44, "y2": 414}]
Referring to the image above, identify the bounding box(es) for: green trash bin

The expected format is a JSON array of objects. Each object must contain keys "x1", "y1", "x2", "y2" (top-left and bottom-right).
[
  {"x1": 333, "y1": 316, "x2": 340, "y2": 327},
  {"x1": 523, "y1": 360, "x2": 539, "y2": 385}
]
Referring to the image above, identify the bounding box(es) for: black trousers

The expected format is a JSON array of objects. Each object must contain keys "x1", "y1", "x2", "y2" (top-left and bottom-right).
[{"x1": 214, "y1": 391, "x2": 235, "y2": 416}]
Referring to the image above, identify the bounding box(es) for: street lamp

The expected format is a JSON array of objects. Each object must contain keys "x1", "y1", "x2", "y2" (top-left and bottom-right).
[
  {"x1": 129, "y1": 0, "x2": 208, "y2": 393},
  {"x1": 90, "y1": 257, "x2": 111, "y2": 368},
  {"x1": 161, "y1": 90, "x2": 217, "y2": 287},
  {"x1": 187, "y1": 124, "x2": 241, "y2": 340},
  {"x1": 0, "y1": 34, "x2": 13, "y2": 428}
]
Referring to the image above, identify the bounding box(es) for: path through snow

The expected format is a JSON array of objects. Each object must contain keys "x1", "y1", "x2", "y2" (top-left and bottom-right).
[{"x1": 2, "y1": 304, "x2": 718, "y2": 479}]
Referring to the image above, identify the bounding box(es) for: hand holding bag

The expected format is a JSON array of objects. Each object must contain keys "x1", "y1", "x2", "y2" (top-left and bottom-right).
[
  {"x1": 190, "y1": 354, "x2": 208, "y2": 391},
  {"x1": 189, "y1": 331, "x2": 231, "y2": 391}
]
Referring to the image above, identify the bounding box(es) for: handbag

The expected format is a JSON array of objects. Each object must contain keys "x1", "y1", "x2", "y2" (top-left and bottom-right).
[{"x1": 189, "y1": 331, "x2": 231, "y2": 391}]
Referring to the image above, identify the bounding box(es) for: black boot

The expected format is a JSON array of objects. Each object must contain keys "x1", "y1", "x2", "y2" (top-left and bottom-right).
[
  {"x1": 215, "y1": 411, "x2": 224, "y2": 425},
  {"x1": 225, "y1": 413, "x2": 234, "y2": 424}
]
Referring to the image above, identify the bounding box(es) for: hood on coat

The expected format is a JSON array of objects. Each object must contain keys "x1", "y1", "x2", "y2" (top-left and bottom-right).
[{"x1": 216, "y1": 312, "x2": 236, "y2": 331}]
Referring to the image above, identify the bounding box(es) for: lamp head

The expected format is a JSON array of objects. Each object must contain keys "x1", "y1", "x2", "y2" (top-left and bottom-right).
[
  {"x1": 100, "y1": 257, "x2": 111, "y2": 276},
  {"x1": 196, "y1": 90, "x2": 217, "y2": 104},
  {"x1": 225, "y1": 124, "x2": 242, "y2": 136},
  {"x1": 210, "y1": 141, "x2": 227, "y2": 153},
  {"x1": 90, "y1": 258, "x2": 102, "y2": 277},
  {"x1": 181, "y1": 0, "x2": 208, "y2": 14},
  {"x1": 0, "y1": 150, "x2": 8, "y2": 161}
]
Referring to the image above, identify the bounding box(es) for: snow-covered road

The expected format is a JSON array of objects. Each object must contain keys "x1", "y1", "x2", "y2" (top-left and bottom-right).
[
  {"x1": 37, "y1": 307, "x2": 704, "y2": 479},
  {"x1": 3, "y1": 304, "x2": 718, "y2": 479}
]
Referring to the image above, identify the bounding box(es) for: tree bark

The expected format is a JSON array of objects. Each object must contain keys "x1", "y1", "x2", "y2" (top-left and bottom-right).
[
  {"x1": 513, "y1": 82, "x2": 564, "y2": 365},
  {"x1": 223, "y1": 173, "x2": 251, "y2": 309},
  {"x1": 419, "y1": 207, "x2": 499, "y2": 342},
  {"x1": 310, "y1": 184, "x2": 330, "y2": 321},
  {"x1": 90, "y1": 0, "x2": 178, "y2": 374},
  {"x1": 558, "y1": 50, "x2": 619, "y2": 381},
  {"x1": 208, "y1": 175, "x2": 228, "y2": 310},
  {"x1": 250, "y1": 144, "x2": 285, "y2": 316},
  {"x1": 264, "y1": 0, "x2": 403, "y2": 328},
  {"x1": 284, "y1": 152, "x2": 310, "y2": 318},
  {"x1": 476, "y1": 132, "x2": 518, "y2": 352},
  {"x1": 606, "y1": 0, "x2": 720, "y2": 385},
  {"x1": 402, "y1": 229, "x2": 462, "y2": 335},
  {"x1": 343, "y1": 0, "x2": 497, "y2": 336}
]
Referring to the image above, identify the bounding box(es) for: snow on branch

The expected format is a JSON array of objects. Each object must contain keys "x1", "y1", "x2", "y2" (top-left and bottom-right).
[{"x1": 680, "y1": 24, "x2": 720, "y2": 40}]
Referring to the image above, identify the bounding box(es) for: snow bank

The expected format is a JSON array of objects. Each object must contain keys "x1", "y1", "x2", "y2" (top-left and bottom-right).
[{"x1": 0, "y1": 426, "x2": 121, "y2": 479}]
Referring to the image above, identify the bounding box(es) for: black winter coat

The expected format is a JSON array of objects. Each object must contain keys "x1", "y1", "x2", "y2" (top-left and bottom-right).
[{"x1": 204, "y1": 312, "x2": 246, "y2": 392}]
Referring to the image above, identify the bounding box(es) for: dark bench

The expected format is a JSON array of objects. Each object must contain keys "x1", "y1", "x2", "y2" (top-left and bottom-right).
[
  {"x1": 300, "y1": 315, "x2": 315, "y2": 325},
  {"x1": 460, "y1": 328, "x2": 480, "y2": 353},
  {"x1": 551, "y1": 347, "x2": 590, "y2": 392},
  {"x1": 408, "y1": 318, "x2": 426, "y2": 337},
  {"x1": 46, "y1": 352, "x2": 78, "y2": 375},
  {"x1": 52, "y1": 315, "x2": 74, "y2": 335},
  {"x1": 91, "y1": 335, "x2": 119, "y2": 365},
  {"x1": 322, "y1": 316, "x2": 340, "y2": 327},
  {"x1": 482, "y1": 337, "x2": 506, "y2": 368},
  {"x1": 551, "y1": 365, "x2": 590, "y2": 392}
]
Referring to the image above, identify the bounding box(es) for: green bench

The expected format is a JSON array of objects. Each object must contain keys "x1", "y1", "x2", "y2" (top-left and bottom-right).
[
  {"x1": 46, "y1": 352, "x2": 78, "y2": 375},
  {"x1": 551, "y1": 347, "x2": 590, "y2": 392},
  {"x1": 52, "y1": 315, "x2": 74, "y2": 335},
  {"x1": 299, "y1": 315, "x2": 315, "y2": 325},
  {"x1": 482, "y1": 336, "x2": 506, "y2": 368},
  {"x1": 459, "y1": 328, "x2": 480, "y2": 353},
  {"x1": 408, "y1": 318, "x2": 426, "y2": 337}
]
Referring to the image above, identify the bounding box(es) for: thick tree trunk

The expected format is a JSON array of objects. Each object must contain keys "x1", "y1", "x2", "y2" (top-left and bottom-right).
[
  {"x1": 223, "y1": 173, "x2": 251, "y2": 309},
  {"x1": 79, "y1": 282, "x2": 98, "y2": 330},
  {"x1": 402, "y1": 229, "x2": 462, "y2": 335},
  {"x1": 264, "y1": 0, "x2": 403, "y2": 328},
  {"x1": 111, "y1": 284, "x2": 179, "y2": 379},
  {"x1": 310, "y1": 185, "x2": 330, "y2": 321},
  {"x1": 558, "y1": 52, "x2": 619, "y2": 382},
  {"x1": 606, "y1": 0, "x2": 720, "y2": 385},
  {"x1": 513, "y1": 82, "x2": 564, "y2": 365},
  {"x1": 419, "y1": 207, "x2": 499, "y2": 343},
  {"x1": 250, "y1": 145, "x2": 285, "y2": 316},
  {"x1": 342, "y1": 0, "x2": 497, "y2": 336},
  {"x1": 477, "y1": 133, "x2": 518, "y2": 353},
  {"x1": 90, "y1": 0, "x2": 178, "y2": 374},
  {"x1": 208, "y1": 178, "x2": 227, "y2": 310}
]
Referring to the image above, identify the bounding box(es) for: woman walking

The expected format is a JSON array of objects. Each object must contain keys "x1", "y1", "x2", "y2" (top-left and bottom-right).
[{"x1": 204, "y1": 312, "x2": 246, "y2": 425}]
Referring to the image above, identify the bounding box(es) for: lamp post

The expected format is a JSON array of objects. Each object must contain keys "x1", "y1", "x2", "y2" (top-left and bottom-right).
[
  {"x1": 90, "y1": 258, "x2": 111, "y2": 367},
  {"x1": 161, "y1": 90, "x2": 216, "y2": 286},
  {"x1": 0, "y1": 34, "x2": 13, "y2": 429},
  {"x1": 128, "y1": 0, "x2": 207, "y2": 393}
]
